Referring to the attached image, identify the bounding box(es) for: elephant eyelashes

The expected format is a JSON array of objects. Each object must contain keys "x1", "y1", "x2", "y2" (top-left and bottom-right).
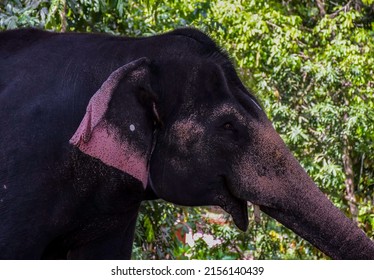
[
  {"x1": 218, "y1": 122, "x2": 242, "y2": 143},
  {"x1": 222, "y1": 122, "x2": 235, "y2": 131},
  {"x1": 220, "y1": 122, "x2": 238, "y2": 136}
]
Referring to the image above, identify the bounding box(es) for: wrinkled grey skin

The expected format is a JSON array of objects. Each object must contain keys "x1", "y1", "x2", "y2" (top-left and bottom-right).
[{"x1": 0, "y1": 28, "x2": 373, "y2": 259}]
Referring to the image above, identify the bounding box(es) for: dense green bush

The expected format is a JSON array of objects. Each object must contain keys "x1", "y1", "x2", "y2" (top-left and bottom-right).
[{"x1": 1, "y1": 0, "x2": 373, "y2": 259}]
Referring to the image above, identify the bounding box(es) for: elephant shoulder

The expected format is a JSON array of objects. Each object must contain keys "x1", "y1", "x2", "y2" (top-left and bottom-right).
[{"x1": 0, "y1": 28, "x2": 56, "y2": 57}]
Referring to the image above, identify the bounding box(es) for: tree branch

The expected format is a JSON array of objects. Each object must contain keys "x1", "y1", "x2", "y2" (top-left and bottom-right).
[
  {"x1": 329, "y1": 0, "x2": 353, "y2": 18},
  {"x1": 316, "y1": 0, "x2": 326, "y2": 17}
]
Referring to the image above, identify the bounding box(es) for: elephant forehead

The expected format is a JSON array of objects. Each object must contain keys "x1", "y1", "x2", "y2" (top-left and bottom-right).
[{"x1": 212, "y1": 104, "x2": 246, "y2": 124}]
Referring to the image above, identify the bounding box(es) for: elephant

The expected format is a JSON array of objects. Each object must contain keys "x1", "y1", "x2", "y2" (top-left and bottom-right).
[{"x1": 0, "y1": 28, "x2": 373, "y2": 260}]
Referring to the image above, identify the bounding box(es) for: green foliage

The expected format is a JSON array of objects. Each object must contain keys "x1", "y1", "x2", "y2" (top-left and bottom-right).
[
  {"x1": 1, "y1": 0, "x2": 373, "y2": 258},
  {"x1": 134, "y1": 203, "x2": 327, "y2": 260}
]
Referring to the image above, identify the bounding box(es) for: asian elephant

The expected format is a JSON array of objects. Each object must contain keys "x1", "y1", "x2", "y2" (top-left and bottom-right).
[{"x1": 0, "y1": 28, "x2": 373, "y2": 260}]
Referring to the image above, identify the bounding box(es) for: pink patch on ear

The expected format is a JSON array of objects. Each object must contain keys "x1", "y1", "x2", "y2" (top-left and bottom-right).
[
  {"x1": 69, "y1": 62, "x2": 149, "y2": 188},
  {"x1": 71, "y1": 121, "x2": 148, "y2": 188},
  {"x1": 70, "y1": 66, "x2": 128, "y2": 143}
]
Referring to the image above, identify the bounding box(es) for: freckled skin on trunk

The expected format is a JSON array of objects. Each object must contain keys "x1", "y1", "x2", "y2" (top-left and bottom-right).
[
  {"x1": 259, "y1": 160, "x2": 374, "y2": 260},
  {"x1": 233, "y1": 119, "x2": 374, "y2": 259}
]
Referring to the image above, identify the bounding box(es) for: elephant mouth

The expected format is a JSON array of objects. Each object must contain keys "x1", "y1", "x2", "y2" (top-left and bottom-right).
[{"x1": 220, "y1": 177, "x2": 249, "y2": 231}]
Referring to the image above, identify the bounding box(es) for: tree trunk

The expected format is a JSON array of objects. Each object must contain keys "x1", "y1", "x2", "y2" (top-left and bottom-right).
[
  {"x1": 61, "y1": 0, "x2": 67, "y2": 32},
  {"x1": 342, "y1": 113, "x2": 358, "y2": 223}
]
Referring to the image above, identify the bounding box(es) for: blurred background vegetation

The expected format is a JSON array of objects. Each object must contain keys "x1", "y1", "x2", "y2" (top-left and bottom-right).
[{"x1": 1, "y1": 0, "x2": 373, "y2": 259}]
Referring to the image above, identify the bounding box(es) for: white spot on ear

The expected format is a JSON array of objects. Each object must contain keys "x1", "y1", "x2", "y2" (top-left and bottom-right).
[
  {"x1": 3, "y1": 185, "x2": 6, "y2": 190},
  {"x1": 129, "y1": 124, "x2": 135, "y2": 132}
]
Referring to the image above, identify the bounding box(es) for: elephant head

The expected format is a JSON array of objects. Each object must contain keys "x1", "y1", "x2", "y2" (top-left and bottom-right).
[
  {"x1": 70, "y1": 33, "x2": 374, "y2": 259},
  {"x1": 146, "y1": 55, "x2": 374, "y2": 259}
]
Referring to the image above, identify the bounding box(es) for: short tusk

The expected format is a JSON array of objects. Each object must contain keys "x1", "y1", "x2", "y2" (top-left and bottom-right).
[{"x1": 254, "y1": 204, "x2": 261, "y2": 223}]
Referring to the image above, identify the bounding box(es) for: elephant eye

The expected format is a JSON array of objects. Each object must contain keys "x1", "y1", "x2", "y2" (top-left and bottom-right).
[
  {"x1": 219, "y1": 121, "x2": 240, "y2": 142},
  {"x1": 222, "y1": 122, "x2": 234, "y2": 131},
  {"x1": 217, "y1": 121, "x2": 240, "y2": 142}
]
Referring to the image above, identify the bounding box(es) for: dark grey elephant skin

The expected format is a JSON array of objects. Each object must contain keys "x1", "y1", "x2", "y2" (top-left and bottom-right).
[{"x1": 0, "y1": 28, "x2": 373, "y2": 259}]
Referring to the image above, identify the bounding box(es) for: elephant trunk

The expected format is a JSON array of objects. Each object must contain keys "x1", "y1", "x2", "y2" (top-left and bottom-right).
[
  {"x1": 260, "y1": 178, "x2": 374, "y2": 259},
  {"x1": 233, "y1": 121, "x2": 374, "y2": 259},
  {"x1": 263, "y1": 153, "x2": 374, "y2": 259}
]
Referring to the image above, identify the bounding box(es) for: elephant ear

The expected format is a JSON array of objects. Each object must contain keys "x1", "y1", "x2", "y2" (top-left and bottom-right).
[{"x1": 69, "y1": 57, "x2": 158, "y2": 189}]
